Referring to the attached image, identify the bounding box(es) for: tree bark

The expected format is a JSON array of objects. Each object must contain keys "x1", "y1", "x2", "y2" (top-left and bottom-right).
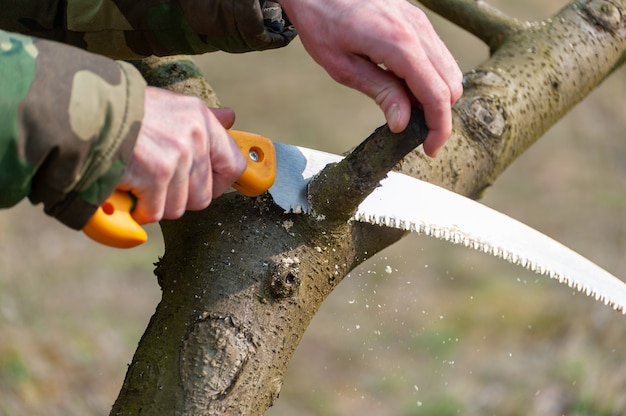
[{"x1": 110, "y1": 1, "x2": 626, "y2": 414}]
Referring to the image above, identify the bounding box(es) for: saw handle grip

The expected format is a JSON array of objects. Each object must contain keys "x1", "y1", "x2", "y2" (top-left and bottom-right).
[
  {"x1": 229, "y1": 130, "x2": 277, "y2": 197},
  {"x1": 82, "y1": 130, "x2": 276, "y2": 249}
]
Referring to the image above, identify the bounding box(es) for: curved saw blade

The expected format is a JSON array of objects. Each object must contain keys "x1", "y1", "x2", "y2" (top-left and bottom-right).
[
  {"x1": 355, "y1": 171, "x2": 626, "y2": 313},
  {"x1": 268, "y1": 143, "x2": 626, "y2": 313}
]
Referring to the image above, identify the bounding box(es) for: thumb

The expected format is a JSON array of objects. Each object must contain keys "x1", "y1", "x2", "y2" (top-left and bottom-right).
[{"x1": 210, "y1": 107, "x2": 236, "y2": 129}]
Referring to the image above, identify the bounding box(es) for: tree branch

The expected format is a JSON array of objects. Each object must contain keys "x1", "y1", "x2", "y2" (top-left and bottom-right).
[
  {"x1": 307, "y1": 108, "x2": 428, "y2": 223},
  {"x1": 111, "y1": 1, "x2": 626, "y2": 414},
  {"x1": 401, "y1": 0, "x2": 626, "y2": 197},
  {"x1": 417, "y1": 0, "x2": 525, "y2": 51}
]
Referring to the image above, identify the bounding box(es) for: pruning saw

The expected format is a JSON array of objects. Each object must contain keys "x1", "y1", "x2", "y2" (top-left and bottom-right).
[{"x1": 82, "y1": 130, "x2": 626, "y2": 314}]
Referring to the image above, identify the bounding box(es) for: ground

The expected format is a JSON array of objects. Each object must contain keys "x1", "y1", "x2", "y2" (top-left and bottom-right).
[{"x1": 1, "y1": 1, "x2": 626, "y2": 415}]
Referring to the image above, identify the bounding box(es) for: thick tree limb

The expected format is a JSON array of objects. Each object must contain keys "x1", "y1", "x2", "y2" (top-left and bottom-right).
[
  {"x1": 111, "y1": 1, "x2": 626, "y2": 414},
  {"x1": 401, "y1": 0, "x2": 626, "y2": 197}
]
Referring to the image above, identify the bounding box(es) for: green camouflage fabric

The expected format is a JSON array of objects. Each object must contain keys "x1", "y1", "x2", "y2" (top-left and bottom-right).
[
  {"x1": 0, "y1": 1, "x2": 295, "y2": 229},
  {"x1": 0, "y1": 29, "x2": 145, "y2": 229},
  {"x1": 0, "y1": 0, "x2": 297, "y2": 59}
]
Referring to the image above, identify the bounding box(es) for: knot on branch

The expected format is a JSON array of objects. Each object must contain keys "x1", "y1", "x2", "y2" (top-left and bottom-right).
[
  {"x1": 268, "y1": 257, "x2": 301, "y2": 299},
  {"x1": 181, "y1": 314, "x2": 256, "y2": 407},
  {"x1": 458, "y1": 95, "x2": 508, "y2": 158},
  {"x1": 469, "y1": 96, "x2": 507, "y2": 138},
  {"x1": 582, "y1": 0, "x2": 624, "y2": 33}
]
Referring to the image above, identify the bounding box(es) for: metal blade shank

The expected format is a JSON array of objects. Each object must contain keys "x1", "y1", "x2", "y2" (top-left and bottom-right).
[
  {"x1": 270, "y1": 143, "x2": 342, "y2": 213},
  {"x1": 269, "y1": 143, "x2": 626, "y2": 313}
]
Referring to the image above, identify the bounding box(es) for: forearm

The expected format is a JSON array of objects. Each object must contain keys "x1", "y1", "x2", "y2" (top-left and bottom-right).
[
  {"x1": 0, "y1": 0, "x2": 297, "y2": 59},
  {"x1": 0, "y1": 30, "x2": 145, "y2": 229}
]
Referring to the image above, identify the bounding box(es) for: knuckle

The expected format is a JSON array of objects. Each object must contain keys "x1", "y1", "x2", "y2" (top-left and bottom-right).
[
  {"x1": 222, "y1": 162, "x2": 244, "y2": 182},
  {"x1": 137, "y1": 207, "x2": 162, "y2": 224},
  {"x1": 188, "y1": 192, "x2": 213, "y2": 211},
  {"x1": 187, "y1": 174, "x2": 214, "y2": 211},
  {"x1": 151, "y1": 158, "x2": 178, "y2": 185},
  {"x1": 163, "y1": 204, "x2": 186, "y2": 220},
  {"x1": 451, "y1": 79, "x2": 464, "y2": 103},
  {"x1": 374, "y1": 84, "x2": 397, "y2": 108},
  {"x1": 420, "y1": 81, "x2": 453, "y2": 113},
  {"x1": 326, "y1": 62, "x2": 353, "y2": 86},
  {"x1": 433, "y1": 81, "x2": 454, "y2": 104}
]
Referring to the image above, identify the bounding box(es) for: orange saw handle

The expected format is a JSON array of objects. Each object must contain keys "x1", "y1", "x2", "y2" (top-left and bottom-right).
[
  {"x1": 82, "y1": 130, "x2": 276, "y2": 249},
  {"x1": 229, "y1": 130, "x2": 277, "y2": 197}
]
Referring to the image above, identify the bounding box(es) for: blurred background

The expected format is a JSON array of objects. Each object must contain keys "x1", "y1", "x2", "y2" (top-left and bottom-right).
[{"x1": 1, "y1": 1, "x2": 625, "y2": 415}]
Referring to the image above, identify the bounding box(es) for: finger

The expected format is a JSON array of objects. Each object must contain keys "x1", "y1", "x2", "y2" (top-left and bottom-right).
[
  {"x1": 162, "y1": 158, "x2": 191, "y2": 220},
  {"x1": 401, "y1": 5, "x2": 463, "y2": 105},
  {"x1": 326, "y1": 54, "x2": 413, "y2": 133},
  {"x1": 210, "y1": 107, "x2": 236, "y2": 129},
  {"x1": 211, "y1": 131, "x2": 247, "y2": 198},
  {"x1": 186, "y1": 166, "x2": 213, "y2": 212},
  {"x1": 379, "y1": 47, "x2": 454, "y2": 156},
  {"x1": 421, "y1": 103, "x2": 451, "y2": 158},
  {"x1": 120, "y1": 175, "x2": 168, "y2": 225},
  {"x1": 375, "y1": 21, "x2": 461, "y2": 155},
  {"x1": 118, "y1": 148, "x2": 169, "y2": 225},
  {"x1": 185, "y1": 127, "x2": 213, "y2": 211},
  {"x1": 332, "y1": 51, "x2": 455, "y2": 156},
  {"x1": 422, "y1": 35, "x2": 464, "y2": 105},
  {"x1": 185, "y1": 124, "x2": 245, "y2": 210},
  {"x1": 403, "y1": 67, "x2": 454, "y2": 157},
  {"x1": 133, "y1": 189, "x2": 166, "y2": 224}
]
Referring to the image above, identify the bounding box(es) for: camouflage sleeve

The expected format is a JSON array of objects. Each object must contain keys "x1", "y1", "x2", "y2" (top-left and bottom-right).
[
  {"x1": 0, "y1": 29, "x2": 146, "y2": 230},
  {"x1": 0, "y1": 0, "x2": 297, "y2": 59}
]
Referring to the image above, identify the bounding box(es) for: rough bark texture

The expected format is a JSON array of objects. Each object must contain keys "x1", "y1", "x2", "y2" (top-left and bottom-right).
[
  {"x1": 307, "y1": 108, "x2": 428, "y2": 223},
  {"x1": 110, "y1": 1, "x2": 626, "y2": 414}
]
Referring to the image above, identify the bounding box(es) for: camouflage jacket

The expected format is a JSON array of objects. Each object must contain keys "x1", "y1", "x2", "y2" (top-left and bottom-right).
[{"x1": 0, "y1": 1, "x2": 295, "y2": 230}]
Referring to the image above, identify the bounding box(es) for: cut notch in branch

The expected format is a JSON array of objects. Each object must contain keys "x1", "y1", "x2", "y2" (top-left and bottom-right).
[{"x1": 307, "y1": 108, "x2": 428, "y2": 223}]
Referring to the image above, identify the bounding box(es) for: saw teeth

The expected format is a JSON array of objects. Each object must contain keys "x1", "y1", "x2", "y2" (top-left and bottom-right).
[
  {"x1": 353, "y1": 208, "x2": 626, "y2": 314},
  {"x1": 286, "y1": 205, "x2": 306, "y2": 214}
]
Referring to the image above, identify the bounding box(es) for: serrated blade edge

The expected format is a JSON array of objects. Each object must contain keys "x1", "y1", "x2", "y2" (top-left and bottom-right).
[{"x1": 354, "y1": 171, "x2": 626, "y2": 313}]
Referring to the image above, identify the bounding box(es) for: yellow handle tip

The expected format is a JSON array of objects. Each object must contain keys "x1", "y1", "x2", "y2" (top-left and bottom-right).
[{"x1": 82, "y1": 190, "x2": 147, "y2": 249}]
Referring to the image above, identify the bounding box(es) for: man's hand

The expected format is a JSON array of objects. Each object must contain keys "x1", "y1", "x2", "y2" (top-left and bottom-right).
[
  {"x1": 118, "y1": 87, "x2": 246, "y2": 224},
  {"x1": 277, "y1": 0, "x2": 463, "y2": 156}
]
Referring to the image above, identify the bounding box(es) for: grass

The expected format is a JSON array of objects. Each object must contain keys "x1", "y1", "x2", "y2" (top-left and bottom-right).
[{"x1": 2, "y1": 1, "x2": 626, "y2": 414}]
